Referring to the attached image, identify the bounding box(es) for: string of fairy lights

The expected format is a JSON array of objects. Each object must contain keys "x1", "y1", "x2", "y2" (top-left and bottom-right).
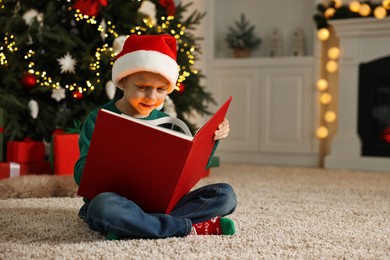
[
  {"x1": 71, "y1": 8, "x2": 197, "y2": 95},
  {"x1": 315, "y1": 0, "x2": 390, "y2": 140},
  {"x1": 68, "y1": 7, "x2": 197, "y2": 95},
  {"x1": 0, "y1": 1, "x2": 198, "y2": 99}
]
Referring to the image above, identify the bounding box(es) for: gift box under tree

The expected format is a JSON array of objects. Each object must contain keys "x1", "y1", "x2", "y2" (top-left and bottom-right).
[
  {"x1": 50, "y1": 122, "x2": 81, "y2": 176},
  {"x1": 0, "y1": 161, "x2": 52, "y2": 180},
  {"x1": 2, "y1": 138, "x2": 51, "y2": 179},
  {"x1": 6, "y1": 138, "x2": 45, "y2": 163},
  {"x1": 52, "y1": 133, "x2": 80, "y2": 175}
]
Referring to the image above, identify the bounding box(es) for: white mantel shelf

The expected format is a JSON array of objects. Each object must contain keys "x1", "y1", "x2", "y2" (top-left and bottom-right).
[
  {"x1": 325, "y1": 17, "x2": 390, "y2": 172},
  {"x1": 210, "y1": 56, "x2": 315, "y2": 67},
  {"x1": 329, "y1": 17, "x2": 390, "y2": 37}
]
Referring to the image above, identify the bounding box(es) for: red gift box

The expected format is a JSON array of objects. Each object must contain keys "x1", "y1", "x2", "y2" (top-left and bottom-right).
[
  {"x1": 6, "y1": 139, "x2": 45, "y2": 163},
  {"x1": 53, "y1": 134, "x2": 80, "y2": 175},
  {"x1": 0, "y1": 161, "x2": 52, "y2": 180}
]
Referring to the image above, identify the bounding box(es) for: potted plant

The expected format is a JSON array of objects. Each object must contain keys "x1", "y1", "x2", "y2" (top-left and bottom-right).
[{"x1": 225, "y1": 13, "x2": 262, "y2": 58}]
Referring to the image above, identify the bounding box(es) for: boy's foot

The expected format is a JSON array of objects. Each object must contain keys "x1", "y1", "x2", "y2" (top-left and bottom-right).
[{"x1": 190, "y1": 216, "x2": 235, "y2": 235}]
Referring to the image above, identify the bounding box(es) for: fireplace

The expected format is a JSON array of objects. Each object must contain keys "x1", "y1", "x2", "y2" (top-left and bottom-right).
[
  {"x1": 325, "y1": 17, "x2": 390, "y2": 172},
  {"x1": 358, "y1": 56, "x2": 390, "y2": 157}
]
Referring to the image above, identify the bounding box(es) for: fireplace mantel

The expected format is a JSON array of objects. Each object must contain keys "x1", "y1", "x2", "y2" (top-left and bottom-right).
[{"x1": 325, "y1": 17, "x2": 390, "y2": 172}]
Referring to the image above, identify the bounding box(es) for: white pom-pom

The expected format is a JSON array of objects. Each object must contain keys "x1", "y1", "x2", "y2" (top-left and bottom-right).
[
  {"x1": 113, "y1": 36, "x2": 128, "y2": 54},
  {"x1": 105, "y1": 81, "x2": 116, "y2": 100},
  {"x1": 28, "y1": 99, "x2": 39, "y2": 119}
]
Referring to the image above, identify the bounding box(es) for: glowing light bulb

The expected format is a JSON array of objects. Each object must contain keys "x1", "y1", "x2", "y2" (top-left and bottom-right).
[
  {"x1": 333, "y1": 0, "x2": 342, "y2": 8},
  {"x1": 325, "y1": 8, "x2": 336, "y2": 18},
  {"x1": 317, "y1": 28, "x2": 330, "y2": 41},
  {"x1": 349, "y1": 1, "x2": 361, "y2": 12},
  {"x1": 320, "y1": 93, "x2": 332, "y2": 105},
  {"x1": 316, "y1": 126, "x2": 329, "y2": 139},
  {"x1": 328, "y1": 47, "x2": 340, "y2": 60},
  {"x1": 383, "y1": 0, "x2": 390, "y2": 10},
  {"x1": 359, "y1": 3, "x2": 371, "y2": 16},
  {"x1": 326, "y1": 60, "x2": 338, "y2": 73},
  {"x1": 324, "y1": 111, "x2": 337, "y2": 123},
  {"x1": 316, "y1": 79, "x2": 329, "y2": 91},
  {"x1": 374, "y1": 6, "x2": 387, "y2": 19}
]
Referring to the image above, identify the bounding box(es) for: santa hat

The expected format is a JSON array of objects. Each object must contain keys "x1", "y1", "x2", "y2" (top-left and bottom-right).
[{"x1": 112, "y1": 34, "x2": 179, "y2": 93}]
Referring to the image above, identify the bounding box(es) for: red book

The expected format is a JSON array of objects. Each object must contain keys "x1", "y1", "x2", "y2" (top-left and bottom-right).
[{"x1": 77, "y1": 96, "x2": 232, "y2": 213}]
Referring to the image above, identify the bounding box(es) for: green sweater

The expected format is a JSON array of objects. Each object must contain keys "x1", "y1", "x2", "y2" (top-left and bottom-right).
[{"x1": 74, "y1": 100, "x2": 218, "y2": 186}]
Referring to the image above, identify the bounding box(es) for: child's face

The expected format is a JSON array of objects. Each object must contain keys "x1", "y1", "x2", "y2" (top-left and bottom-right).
[{"x1": 121, "y1": 71, "x2": 170, "y2": 117}]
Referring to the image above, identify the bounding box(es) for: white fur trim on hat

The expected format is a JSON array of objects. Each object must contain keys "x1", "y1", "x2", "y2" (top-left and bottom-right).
[{"x1": 112, "y1": 50, "x2": 179, "y2": 93}]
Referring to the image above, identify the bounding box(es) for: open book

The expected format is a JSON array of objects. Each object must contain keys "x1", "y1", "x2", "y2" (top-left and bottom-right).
[{"x1": 77, "y1": 96, "x2": 232, "y2": 213}]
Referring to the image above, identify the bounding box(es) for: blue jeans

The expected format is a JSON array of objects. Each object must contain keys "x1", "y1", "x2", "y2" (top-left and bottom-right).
[{"x1": 78, "y1": 183, "x2": 237, "y2": 239}]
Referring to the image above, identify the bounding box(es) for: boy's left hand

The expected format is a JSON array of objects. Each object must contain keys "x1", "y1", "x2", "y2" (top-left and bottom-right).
[{"x1": 214, "y1": 118, "x2": 230, "y2": 140}]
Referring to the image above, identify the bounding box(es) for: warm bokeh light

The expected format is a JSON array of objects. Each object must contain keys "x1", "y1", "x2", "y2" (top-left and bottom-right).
[
  {"x1": 319, "y1": 92, "x2": 332, "y2": 105},
  {"x1": 325, "y1": 8, "x2": 336, "y2": 18},
  {"x1": 333, "y1": 0, "x2": 342, "y2": 8},
  {"x1": 374, "y1": 6, "x2": 387, "y2": 19},
  {"x1": 349, "y1": 1, "x2": 361, "y2": 12},
  {"x1": 317, "y1": 28, "x2": 330, "y2": 41},
  {"x1": 316, "y1": 126, "x2": 329, "y2": 139},
  {"x1": 384, "y1": 0, "x2": 390, "y2": 10},
  {"x1": 327, "y1": 47, "x2": 340, "y2": 60},
  {"x1": 316, "y1": 79, "x2": 329, "y2": 91},
  {"x1": 324, "y1": 111, "x2": 337, "y2": 123},
  {"x1": 359, "y1": 3, "x2": 371, "y2": 16},
  {"x1": 326, "y1": 60, "x2": 338, "y2": 73}
]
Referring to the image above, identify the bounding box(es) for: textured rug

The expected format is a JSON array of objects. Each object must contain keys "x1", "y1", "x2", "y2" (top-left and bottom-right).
[{"x1": 1, "y1": 163, "x2": 390, "y2": 259}]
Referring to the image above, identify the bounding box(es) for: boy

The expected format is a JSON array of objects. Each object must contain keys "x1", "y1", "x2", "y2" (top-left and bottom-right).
[{"x1": 74, "y1": 34, "x2": 237, "y2": 239}]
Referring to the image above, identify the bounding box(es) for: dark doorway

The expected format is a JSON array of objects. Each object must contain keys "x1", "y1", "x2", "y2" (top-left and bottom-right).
[{"x1": 358, "y1": 56, "x2": 390, "y2": 157}]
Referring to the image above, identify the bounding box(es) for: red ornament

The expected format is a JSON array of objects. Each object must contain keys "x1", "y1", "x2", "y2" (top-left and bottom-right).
[
  {"x1": 177, "y1": 82, "x2": 185, "y2": 93},
  {"x1": 73, "y1": 0, "x2": 107, "y2": 17},
  {"x1": 381, "y1": 127, "x2": 390, "y2": 143},
  {"x1": 72, "y1": 91, "x2": 84, "y2": 100},
  {"x1": 20, "y1": 74, "x2": 37, "y2": 90},
  {"x1": 159, "y1": 0, "x2": 176, "y2": 16}
]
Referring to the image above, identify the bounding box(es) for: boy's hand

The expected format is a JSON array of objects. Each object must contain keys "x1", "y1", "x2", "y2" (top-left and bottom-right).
[{"x1": 214, "y1": 118, "x2": 230, "y2": 140}]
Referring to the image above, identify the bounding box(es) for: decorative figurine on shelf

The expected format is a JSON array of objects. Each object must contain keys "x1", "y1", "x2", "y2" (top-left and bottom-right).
[
  {"x1": 292, "y1": 28, "x2": 305, "y2": 56},
  {"x1": 269, "y1": 28, "x2": 283, "y2": 57},
  {"x1": 225, "y1": 13, "x2": 261, "y2": 58}
]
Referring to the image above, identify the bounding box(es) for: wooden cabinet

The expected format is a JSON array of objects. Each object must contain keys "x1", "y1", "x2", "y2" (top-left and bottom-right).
[{"x1": 209, "y1": 58, "x2": 319, "y2": 166}]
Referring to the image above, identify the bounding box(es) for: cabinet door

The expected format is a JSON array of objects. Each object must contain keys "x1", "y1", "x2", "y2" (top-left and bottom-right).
[
  {"x1": 211, "y1": 68, "x2": 260, "y2": 152},
  {"x1": 260, "y1": 66, "x2": 314, "y2": 153}
]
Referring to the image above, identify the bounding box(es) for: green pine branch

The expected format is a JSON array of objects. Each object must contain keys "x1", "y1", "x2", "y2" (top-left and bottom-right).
[{"x1": 0, "y1": 0, "x2": 213, "y2": 141}]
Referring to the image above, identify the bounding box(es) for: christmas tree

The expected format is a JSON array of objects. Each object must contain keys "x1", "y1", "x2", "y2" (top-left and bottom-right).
[
  {"x1": 0, "y1": 0, "x2": 213, "y2": 142},
  {"x1": 225, "y1": 13, "x2": 261, "y2": 50}
]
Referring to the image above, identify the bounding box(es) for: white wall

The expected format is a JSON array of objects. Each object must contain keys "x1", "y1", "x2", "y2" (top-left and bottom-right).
[{"x1": 213, "y1": 0, "x2": 316, "y2": 58}]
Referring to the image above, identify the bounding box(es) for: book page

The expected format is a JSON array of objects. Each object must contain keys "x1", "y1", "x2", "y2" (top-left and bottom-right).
[{"x1": 103, "y1": 110, "x2": 194, "y2": 141}]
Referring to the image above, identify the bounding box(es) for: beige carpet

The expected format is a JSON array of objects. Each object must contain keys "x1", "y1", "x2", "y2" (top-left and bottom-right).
[{"x1": 1, "y1": 163, "x2": 390, "y2": 259}]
